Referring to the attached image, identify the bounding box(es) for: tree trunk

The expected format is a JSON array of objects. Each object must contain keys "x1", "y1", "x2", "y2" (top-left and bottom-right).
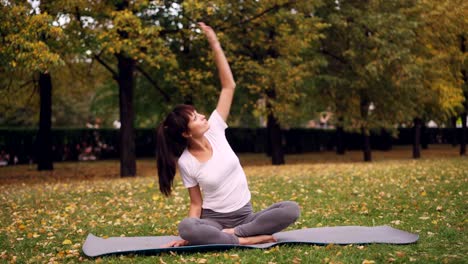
[
  {"x1": 461, "y1": 112, "x2": 467, "y2": 156},
  {"x1": 413, "y1": 117, "x2": 422, "y2": 159},
  {"x1": 421, "y1": 121, "x2": 429, "y2": 149},
  {"x1": 360, "y1": 96, "x2": 371, "y2": 162},
  {"x1": 36, "y1": 72, "x2": 54, "y2": 171},
  {"x1": 336, "y1": 125, "x2": 345, "y2": 155},
  {"x1": 361, "y1": 127, "x2": 372, "y2": 162},
  {"x1": 267, "y1": 113, "x2": 285, "y2": 165},
  {"x1": 382, "y1": 129, "x2": 393, "y2": 151},
  {"x1": 117, "y1": 54, "x2": 136, "y2": 177},
  {"x1": 460, "y1": 36, "x2": 467, "y2": 156},
  {"x1": 451, "y1": 116, "x2": 458, "y2": 146}
]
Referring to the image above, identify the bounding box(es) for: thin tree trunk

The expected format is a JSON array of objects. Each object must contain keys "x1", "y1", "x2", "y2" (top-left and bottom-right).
[
  {"x1": 380, "y1": 128, "x2": 392, "y2": 151},
  {"x1": 181, "y1": 28, "x2": 193, "y2": 105},
  {"x1": 460, "y1": 36, "x2": 467, "y2": 156},
  {"x1": 360, "y1": 96, "x2": 371, "y2": 162},
  {"x1": 451, "y1": 116, "x2": 458, "y2": 146},
  {"x1": 361, "y1": 127, "x2": 372, "y2": 162},
  {"x1": 421, "y1": 121, "x2": 429, "y2": 150},
  {"x1": 263, "y1": 28, "x2": 284, "y2": 165},
  {"x1": 336, "y1": 124, "x2": 345, "y2": 155},
  {"x1": 117, "y1": 54, "x2": 136, "y2": 177},
  {"x1": 113, "y1": 0, "x2": 136, "y2": 177},
  {"x1": 36, "y1": 72, "x2": 54, "y2": 171},
  {"x1": 460, "y1": 113, "x2": 467, "y2": 156},
  {"x1": 267, "y1": 113, "x2": 285, "y2": 165},
  {"x1": 413, "y1": 117, "x2": 422, "y2": 159}
]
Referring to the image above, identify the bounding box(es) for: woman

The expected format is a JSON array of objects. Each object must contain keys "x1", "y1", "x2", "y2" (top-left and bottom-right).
[{"x1": 156, "y1": 22, "x2": 300, "y2": 247}]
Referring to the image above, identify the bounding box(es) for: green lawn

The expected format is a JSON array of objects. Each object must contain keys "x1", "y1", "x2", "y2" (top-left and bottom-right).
[{"x1": 0, "y1": 146, "x2": 467, "y2": 263}]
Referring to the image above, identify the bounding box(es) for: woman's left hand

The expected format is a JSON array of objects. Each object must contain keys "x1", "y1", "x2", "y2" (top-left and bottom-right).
[{"x1": 198, "y1": 22, "x2": 219, "y2": 45}]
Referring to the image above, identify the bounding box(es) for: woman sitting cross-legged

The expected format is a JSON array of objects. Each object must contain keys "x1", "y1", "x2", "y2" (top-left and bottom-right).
[{"x1": 155, "y1": 22, "x2": 300, "y2": 247}]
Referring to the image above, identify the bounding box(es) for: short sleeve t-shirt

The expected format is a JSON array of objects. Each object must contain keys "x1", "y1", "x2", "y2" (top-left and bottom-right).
[{"x1": 177, "y1": 110, "x2": 251, "y2": 213}]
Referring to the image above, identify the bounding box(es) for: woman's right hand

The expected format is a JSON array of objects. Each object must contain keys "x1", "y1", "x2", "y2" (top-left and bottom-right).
[{"x1": 163, "y1": 239, "x2": 189, "y2": 248}]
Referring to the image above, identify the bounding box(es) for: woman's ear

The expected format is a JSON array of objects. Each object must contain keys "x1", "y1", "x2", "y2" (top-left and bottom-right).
[{"x1": 182, "y1": 131, "x2": 191, "y2": 138}]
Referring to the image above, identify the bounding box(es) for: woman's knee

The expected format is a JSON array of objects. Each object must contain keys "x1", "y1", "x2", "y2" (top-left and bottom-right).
[
  {"x1": 282, "y1": 201, "x2": 301, "y2": 222},
  {"x1": 178, "y1": 217, "x2": 199, "y2": 240}
]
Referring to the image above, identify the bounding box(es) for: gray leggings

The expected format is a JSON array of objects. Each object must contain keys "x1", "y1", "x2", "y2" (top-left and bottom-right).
[{"x1": 178, "y1": 201, "x2": 300, "y2": 245}]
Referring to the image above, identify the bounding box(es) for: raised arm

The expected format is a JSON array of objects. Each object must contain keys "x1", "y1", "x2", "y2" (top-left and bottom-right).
[{"x1": 198, "y1": 22, "x2": 236, "y2": 122}]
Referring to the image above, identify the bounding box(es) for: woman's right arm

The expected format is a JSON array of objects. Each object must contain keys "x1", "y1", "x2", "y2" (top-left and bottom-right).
[
  {"x1": 198, "y1": 22, "x2": 235, "y2": 122},
  {"x1": 188, "y1": 185, "x2": 203, "y2": 218},
  {"x1": 164, "y1": 185, "x2": 202, "y2": 248}
]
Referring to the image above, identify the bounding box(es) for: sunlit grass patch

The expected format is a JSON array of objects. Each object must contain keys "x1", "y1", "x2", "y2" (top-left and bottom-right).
[{"x1": 0, "y1": 146, "x2": 466, "y2": 263}]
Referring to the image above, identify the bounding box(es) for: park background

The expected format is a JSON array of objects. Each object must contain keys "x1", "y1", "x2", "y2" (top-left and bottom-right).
[
  {"x1": 0, "y1": 0, "x2": 467, "y2": 263},
  {"x1": 0, "y1": 0, "x2": 467, "y2": 173}
]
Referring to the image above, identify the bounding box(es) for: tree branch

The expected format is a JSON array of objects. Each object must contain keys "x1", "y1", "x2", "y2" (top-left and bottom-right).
[
  {"x1": 74, "y1": 6, "x2": 85, "y2": 29},
  {"x1": 217, "y1": 0, "x2": 298, "y2": 31},
  {"x1": 73, "y1": 7, "x2": 118, "y2": 79},
  {"x1": 320, "y1": 49, "x2": 347, "y2": 65},
  {"x1": 135, "y1": 64, "x2": 170, "y2": 102},
  {"x1": 20, "y1": 79, "x2": 35, "y2": 89},
  {"x1": 93, "y1": 53, "x2": 118, "y2": 80},
  {"x1": 159, "y1": 28, "x2": 181, "y2": 36},
  {"x1": 27, "y1": 75, "x2": 38, "y2": 106}
]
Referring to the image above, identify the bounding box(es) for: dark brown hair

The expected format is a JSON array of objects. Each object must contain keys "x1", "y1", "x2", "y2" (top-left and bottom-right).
[{"x1": 156, "y1": 104, "x2": 195, "y2": 196}]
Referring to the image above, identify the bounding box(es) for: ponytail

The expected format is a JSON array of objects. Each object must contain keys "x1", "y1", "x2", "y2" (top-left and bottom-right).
[
  {"x1": 156, "y1": 125, "x2": 176, "y2": 196},
  {"x1": 155, "y1": 104, "x2": 195, "y2": 196}
]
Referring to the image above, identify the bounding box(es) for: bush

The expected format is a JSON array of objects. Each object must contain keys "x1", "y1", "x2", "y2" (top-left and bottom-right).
[{"x1": 0, "y1": 127, "x2": 465, "y2": 164}]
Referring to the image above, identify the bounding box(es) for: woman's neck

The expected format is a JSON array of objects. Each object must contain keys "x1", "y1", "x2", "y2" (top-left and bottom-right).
[{"x1": 188, "y1": 136, "x2": 210, "y2": 152}]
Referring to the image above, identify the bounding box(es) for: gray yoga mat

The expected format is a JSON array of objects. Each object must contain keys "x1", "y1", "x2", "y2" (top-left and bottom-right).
[{"x1": 82, "y1": 225, "x2": 418, "y2": 257}]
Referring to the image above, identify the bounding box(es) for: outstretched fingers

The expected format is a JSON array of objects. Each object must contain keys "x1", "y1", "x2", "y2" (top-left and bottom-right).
[{"x1": 198, "y1": 22, "x2": 218, "y2": 44}]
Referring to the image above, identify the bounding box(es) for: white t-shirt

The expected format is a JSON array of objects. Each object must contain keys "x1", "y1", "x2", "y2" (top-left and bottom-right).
[{"x1": 178, "y1": 110, "x2": 251, "y2": 213}]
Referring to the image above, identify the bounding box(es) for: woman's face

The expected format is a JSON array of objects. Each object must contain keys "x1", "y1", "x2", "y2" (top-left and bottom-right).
[{"x1": 186, "y1": 110, "x2": 209, "y2": 138}]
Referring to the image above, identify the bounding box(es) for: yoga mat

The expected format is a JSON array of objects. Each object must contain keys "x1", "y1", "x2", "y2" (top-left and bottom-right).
[{"x1": 82, "y1": 225, "x2": 418, "y2": 257}]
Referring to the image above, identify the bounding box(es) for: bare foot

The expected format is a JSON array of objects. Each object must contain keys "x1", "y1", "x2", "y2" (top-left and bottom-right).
[
  {"x1": 161, "y1": 239, "x2": 189, "y2": 248},
  {"x1": 238, "y1": 235, "x2": 277, "y2": 245},
  {"x1": 222, "y1": 228, "x2": 235, "y2": 235}
]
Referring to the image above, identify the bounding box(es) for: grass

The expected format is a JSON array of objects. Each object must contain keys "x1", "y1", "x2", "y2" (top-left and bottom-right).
[{"x1": 0, "y1": 145, "x2": 467, "y2": 263}]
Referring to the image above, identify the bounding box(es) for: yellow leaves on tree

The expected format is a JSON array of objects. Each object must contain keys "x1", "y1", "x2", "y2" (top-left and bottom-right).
[
  {"x1": 95, "y1": 7, "x2": 175, "y2": 71},
  {"x1": 1, "y1": 5, "x2": 64, "y2": 72}
]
